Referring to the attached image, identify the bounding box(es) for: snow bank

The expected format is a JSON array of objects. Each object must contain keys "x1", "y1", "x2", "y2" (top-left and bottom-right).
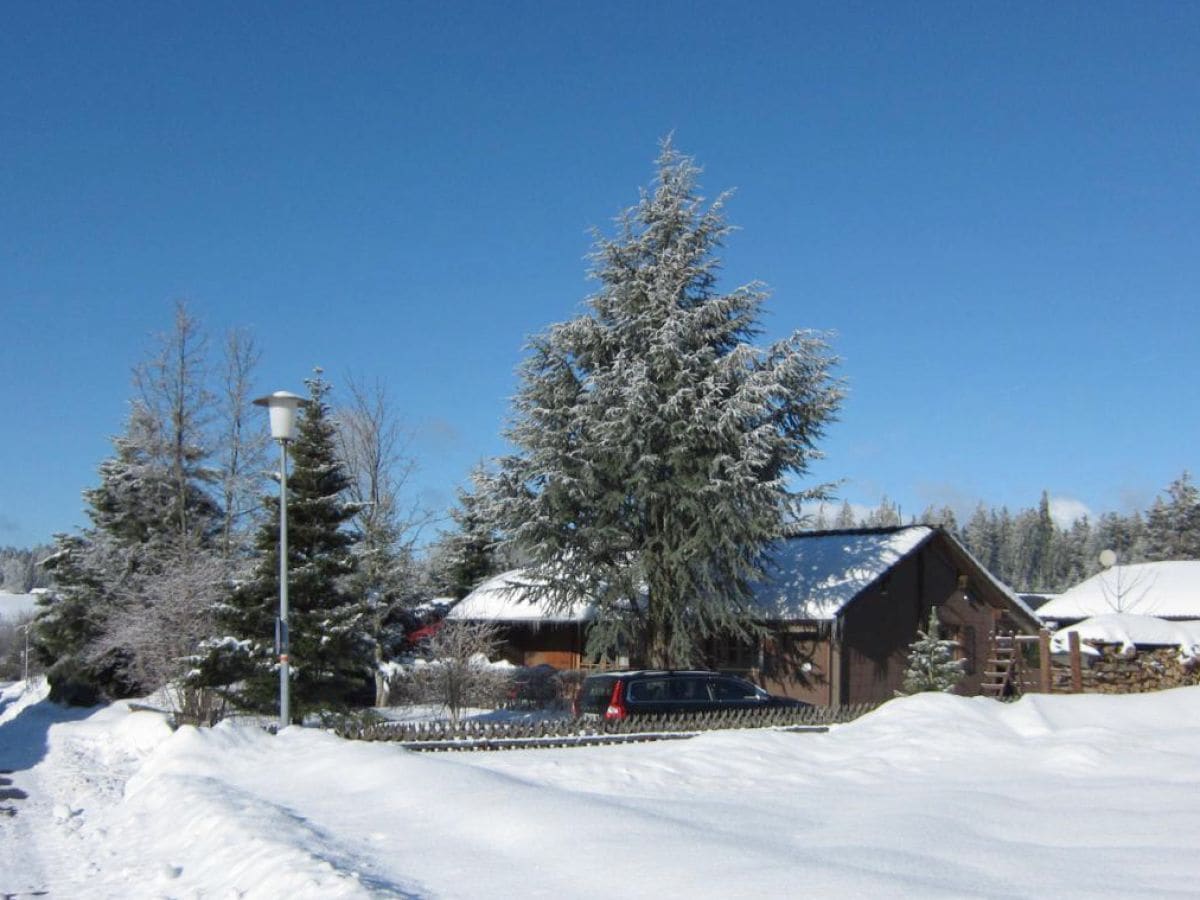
[{"x1": 5, "y1": 685, "x2": 1200, "y2": 896}]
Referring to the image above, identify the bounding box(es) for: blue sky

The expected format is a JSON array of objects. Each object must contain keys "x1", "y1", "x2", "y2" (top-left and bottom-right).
[{"x1": 2, "y1": 2, "x2": 1197, "y2": 548}]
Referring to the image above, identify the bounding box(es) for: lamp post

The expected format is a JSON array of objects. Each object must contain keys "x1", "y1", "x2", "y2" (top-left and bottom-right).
[
  {"x1": 19, "y1": 622, "x2": 30, "y2": 683},
  {"x1": 253, "y1": 390, "x2": 307, "y2": 729}
]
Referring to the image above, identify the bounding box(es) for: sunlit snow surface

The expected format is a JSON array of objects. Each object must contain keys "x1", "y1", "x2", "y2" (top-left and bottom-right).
[
  {"x1": 0, "y1": 592, "x2": 38, "y2": 622},
  {"x1": 751, "y1": 526, "x2": 933, "y2": 619},
  {"x1": 2, "y1": 679, "x2": 1199, "y2": 897},
  {"x1": 1038, "y1": 560, "x2": 1200, "y2": 621}
]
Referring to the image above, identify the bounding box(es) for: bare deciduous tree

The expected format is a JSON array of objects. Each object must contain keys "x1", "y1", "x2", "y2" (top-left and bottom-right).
[
  {"x1": 132, "y1": 300, "x2": 218, "y2": 544},
  {"x1": 217, "y1": 327, "x2": 267, "y2": 561},
  {"x1": 392, "y1": 621, "x2": 509, "y2": 723},
  {"x1": 337, "y1": 377, "x2": 437, "y2": 705},
  {"x1": 87, "y1": 546, "x2": 225, "y2": 713}
]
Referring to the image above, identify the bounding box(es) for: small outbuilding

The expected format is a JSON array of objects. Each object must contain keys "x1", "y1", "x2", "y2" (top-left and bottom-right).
[
  {"x1": 744, "y1": 526, "x2": 1041, "y2": 705},
  {"x1": 445, "y1": 570, "x2": 598, "y2": 670},
  {"x1": 1037, "y1": 561, "x2": 1200, "y2": 627}
]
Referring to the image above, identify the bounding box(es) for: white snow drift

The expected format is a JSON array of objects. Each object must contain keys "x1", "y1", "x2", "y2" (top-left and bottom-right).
[{"x1": 2, "y1": 680, "x2": 1199, "y2": 897}]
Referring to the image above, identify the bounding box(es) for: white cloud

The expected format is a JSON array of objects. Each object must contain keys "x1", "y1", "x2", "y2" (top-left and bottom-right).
[{"x1": 1049, "y1": 496, "x2": 1093, "y2": 528}]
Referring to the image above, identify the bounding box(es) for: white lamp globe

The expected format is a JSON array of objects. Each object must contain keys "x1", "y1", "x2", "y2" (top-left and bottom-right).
[{"x1": 253, "y1": 391, "x2": 306, "y2": 442}]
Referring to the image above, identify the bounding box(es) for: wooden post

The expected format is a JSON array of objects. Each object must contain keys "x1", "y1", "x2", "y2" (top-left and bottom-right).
[
  {"x1": 1068, "y1": 631, "x2": 1083, "y2": 693},
  {"x1": 1039, "y1": 629, "x2": 1052, "y2": 694}
]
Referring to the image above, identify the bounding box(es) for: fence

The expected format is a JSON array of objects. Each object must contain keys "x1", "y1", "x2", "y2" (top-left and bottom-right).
[{"x1": 335, "y1": 702, "x2": 880, "y2": 752}]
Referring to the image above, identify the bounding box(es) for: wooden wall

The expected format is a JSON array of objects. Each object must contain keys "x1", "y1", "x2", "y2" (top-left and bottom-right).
[{"x1": 496, "y1": 622, "x2": 585, "y2": 670}]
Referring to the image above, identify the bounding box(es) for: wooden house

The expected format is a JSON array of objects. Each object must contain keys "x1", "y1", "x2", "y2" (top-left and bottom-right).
[
  {"x1": 448, "y1": 526, "x2": 1041, "y2": 705},
  {"x1": 741, "y1": 526, "x2": 1041, "y2": 705},
  {"x1": 445, "y1": 570, "x2": 598, "y2": 670}
]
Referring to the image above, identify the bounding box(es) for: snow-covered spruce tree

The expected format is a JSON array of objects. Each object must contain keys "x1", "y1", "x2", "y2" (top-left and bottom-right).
[
  {"x1": 484, "y1": 141, "x2": 842, "y2": 668},
  {"x1": 36, "y1": 533, "x2": 117, "y2": 704},
  {"x1": 35, "y1": 304, "x2": 261, "y2": 705},
  {"x1": 1145, "y1": 472, "x2": 1200, "y2": 561},
  {"x1": 898, "y1": 608, "x2": 964, "y2": 696},
  {"x1": 201, "y1": 371, "x2": 368, "y2": 720},
  {"x1": 39, "y1": 392, "x2": 223, "y2": 702},
  {"x1": 431, "y1": 466, "x2": 503, "y2": 600}
]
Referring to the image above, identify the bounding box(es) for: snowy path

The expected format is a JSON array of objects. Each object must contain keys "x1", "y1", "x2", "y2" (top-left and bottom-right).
[
  {"x1": 0, "y1": 683, "x2": 176, "y2": 896},
  {"x1": 3, "y1": 680, "x2": 1200, "y2": 897}
]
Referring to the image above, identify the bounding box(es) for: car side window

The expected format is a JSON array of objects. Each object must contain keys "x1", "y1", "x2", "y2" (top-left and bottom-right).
[
  {"x1": 670, "y1": 677, "x2": 709, "y2": 701},
  {"x1": 711, "y1": 676, "x2": 759, "y2": 700},
  {"x1": 628, "y1": 677, "x2": 670, "y2": 702}
]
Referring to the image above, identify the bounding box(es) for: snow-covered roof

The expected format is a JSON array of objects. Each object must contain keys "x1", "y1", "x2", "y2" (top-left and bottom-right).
[
  {"x1": 0, "y1": 592, "x2": 39, "y2": 622},
  {"x1": 751, "y1": 526, "x2": 935, "y2": 620},
  {"x1": 1051, "y1": 614, "x2": 1200, "y2": 661},
  {"x1": 446, "y1": 570, "x2": 596, "y2": 623},
  {"x1": 451, "y1": 527, "x2": 1036, "y2": 626},
  {"x1": 1037, "y1": 561, "x2": 1200, "y2": 622}
]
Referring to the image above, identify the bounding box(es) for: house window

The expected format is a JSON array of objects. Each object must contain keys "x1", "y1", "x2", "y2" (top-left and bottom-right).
[{"x1": 709, "y1": 635, "x2": 758, "y2": 674}]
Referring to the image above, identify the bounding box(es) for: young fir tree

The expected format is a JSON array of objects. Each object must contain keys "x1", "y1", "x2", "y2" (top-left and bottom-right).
[
  {"x1": 484, "y1": 141, "x2": 842, "y2": 668},
  {"x1": 202, "y1": 371, "x2": 367, "y2": 720},
  {"x1": 898, "y1": 607, "x2": 964, "y2": 695}
]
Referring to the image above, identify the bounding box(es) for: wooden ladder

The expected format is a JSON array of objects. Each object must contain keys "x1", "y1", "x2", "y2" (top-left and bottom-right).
[{"x1": 980, "y1": 632, "x2": 1018, "y2": 698}]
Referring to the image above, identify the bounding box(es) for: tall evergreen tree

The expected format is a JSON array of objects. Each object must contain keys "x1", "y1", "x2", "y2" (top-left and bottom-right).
[
  {"x1": 484, "y1": 141, "x2": 842, "y2": 667},
  {"x1": 1030, "y1": 491, "x2": 1056, "y2": 590},
  {"x1": 833, "y1": 500, "x2": 856, "y2": 529},
  {"x1": 862, "y1": 496, "x2": 902, "y2": 528},
  {"x1": 1145, "y1": 472, "x2": 1200, "y2": 561},
  {"x1": 202, "y1": 371, "x2": 366, "y2": 720},
  {"x1": 432, "y1": 466, "x2": 502, "y2": 600},
  {"x1": 1093, "y1": 510, "x2": 1146, "y2": 565},
  {"x1": 38, "y1": 389, "x2": 223, "y2": 701},
  {"x1": 35, "y1": 304, "x2": 262, "y2": 705}
]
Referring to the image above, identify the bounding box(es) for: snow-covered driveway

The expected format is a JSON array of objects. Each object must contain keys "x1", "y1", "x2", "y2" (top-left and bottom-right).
[{"x1": 2, "y1": 680, "x2": 1199, "y2": 898}]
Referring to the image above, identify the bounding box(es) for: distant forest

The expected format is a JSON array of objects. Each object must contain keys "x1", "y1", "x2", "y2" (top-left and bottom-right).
[
  {"x1": 816, "y1": 471, "x2": 1200, "y2": 594},
  {"x1": 0, "y1": 545, "x2": 52, "y2": 593},
  {"x1": 8, "y1": 473, "x2": 1197, "y2": 598}
]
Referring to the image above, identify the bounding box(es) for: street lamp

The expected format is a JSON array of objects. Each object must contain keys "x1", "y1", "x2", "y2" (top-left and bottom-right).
[
  {"x1": 253, "y1": 390, "x2": 307, "y2": 728},
  {"x1": 18, "y1": 622, "x2": 31, "y2": 683}
]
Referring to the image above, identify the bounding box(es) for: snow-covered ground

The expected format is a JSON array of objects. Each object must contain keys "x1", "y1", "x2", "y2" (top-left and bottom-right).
[{"x1": 2, "y1": 681, "x2": 1199, "y2": 898}]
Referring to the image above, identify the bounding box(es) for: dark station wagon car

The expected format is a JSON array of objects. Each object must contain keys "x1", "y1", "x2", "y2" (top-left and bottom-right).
[{"x1": 574, "y1": 670, "x2": 810, "y2": 721}]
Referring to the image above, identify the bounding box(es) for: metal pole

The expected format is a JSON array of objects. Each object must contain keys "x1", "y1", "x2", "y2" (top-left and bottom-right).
[
  {"x1": 279, "y1": 439, "x2": 290, "y2": 728},
  {"x1": 22, "y1": 624, "x2": 29, "y2": 683}
]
